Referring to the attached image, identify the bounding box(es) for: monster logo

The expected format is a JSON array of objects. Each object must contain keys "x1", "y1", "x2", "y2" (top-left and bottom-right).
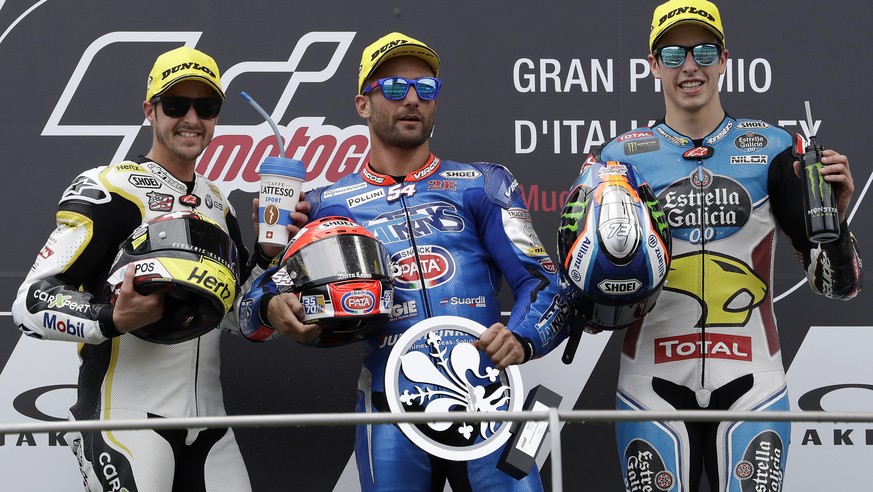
[{"x1": 665, "y1": 252, "x2": 767, "y2": 326}]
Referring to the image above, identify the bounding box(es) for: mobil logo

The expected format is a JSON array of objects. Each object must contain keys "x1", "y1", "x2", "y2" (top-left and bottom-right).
[
  {"x1": 43, "y1": 31, "x2": 367, "y2": 197},
  {"x1": 340, "y1": 290, "x2": 377, "y2": 315},
  {"x1": 390, "y1": 245, "x2": 456, "y2": 290}
]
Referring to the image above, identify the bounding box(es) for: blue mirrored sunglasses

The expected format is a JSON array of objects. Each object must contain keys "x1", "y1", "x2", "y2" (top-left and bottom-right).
[
  {"x1": 362, "y1": 77, "x2": 442, "y2": 101},
  {"x1": 655, "y1": 43, "x2": 722, "y2": 68}
]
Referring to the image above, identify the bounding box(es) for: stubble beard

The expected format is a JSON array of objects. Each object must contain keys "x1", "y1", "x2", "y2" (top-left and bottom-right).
[
  {"x1": 371, "y1": 110, "x2": 433, "y2": 149},
  {"x1": 154, "y1": 115, "x2": 209, "y2": 162}
]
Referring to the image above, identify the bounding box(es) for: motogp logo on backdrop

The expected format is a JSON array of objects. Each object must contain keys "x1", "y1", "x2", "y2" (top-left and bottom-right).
[{"x1": 43, "y1": 30, "x2": 367, "y2": 196}]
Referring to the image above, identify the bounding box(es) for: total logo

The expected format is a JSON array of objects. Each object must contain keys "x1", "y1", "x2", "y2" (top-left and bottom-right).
[{"x1": 43, "y1": 31, "x2": 366, "y2": 197}]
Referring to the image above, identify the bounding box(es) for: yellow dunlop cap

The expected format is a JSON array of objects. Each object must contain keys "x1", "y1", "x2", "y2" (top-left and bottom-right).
[
  {"x1": 358, "y1": 32, "x2": 439, "y2": 94},
  {"x1": 649, "y1": 0, "x2": 725, "y2": 53},
  {"x1": 146, "y1": 46, "x2": 224, "y2": 101}
]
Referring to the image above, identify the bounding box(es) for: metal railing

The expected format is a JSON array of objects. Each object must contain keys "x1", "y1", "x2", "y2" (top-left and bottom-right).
[{"x1": 3, "y1": 409, "x2": 871, "y2": 492}]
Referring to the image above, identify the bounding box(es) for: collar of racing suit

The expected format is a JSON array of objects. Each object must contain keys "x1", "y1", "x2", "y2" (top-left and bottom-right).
[{"x1": 362, "y1": 153, "x2": 441, "y2": 186}]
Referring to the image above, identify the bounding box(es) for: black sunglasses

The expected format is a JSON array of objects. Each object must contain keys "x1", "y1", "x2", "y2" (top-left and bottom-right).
[{"x1": 152, "y1": 95, "x2": 223, "y2": 119}]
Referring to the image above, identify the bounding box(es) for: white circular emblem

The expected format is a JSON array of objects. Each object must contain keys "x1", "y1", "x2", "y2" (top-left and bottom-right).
[{"x1": 384, "y1": 316, "x2": 524, "y2": 461}]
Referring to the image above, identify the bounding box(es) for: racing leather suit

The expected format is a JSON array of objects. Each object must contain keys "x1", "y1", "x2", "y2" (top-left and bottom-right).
[
  {"x1": 11, "y1": 156, "x2": 265, "y2": 492},
  {"x1": 240, "y1": 155, "x2": 574, "y2": 491},
  {"x1": 588, "y1": 116, "x2": 862, "y2": 492}
]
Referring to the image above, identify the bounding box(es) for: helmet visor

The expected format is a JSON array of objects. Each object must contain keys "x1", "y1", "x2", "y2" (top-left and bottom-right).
[
  {"x1": 282, "y1": 234, "x2": 391, "y2": 291},
  {"x1": 127, "y1": 215, "x2": 240, "y2": 282}
]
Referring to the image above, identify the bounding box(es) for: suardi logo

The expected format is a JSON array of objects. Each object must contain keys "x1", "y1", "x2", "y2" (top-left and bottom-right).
[{"x1": 43, "y1": 31, "x2": 363, "y2": 198}]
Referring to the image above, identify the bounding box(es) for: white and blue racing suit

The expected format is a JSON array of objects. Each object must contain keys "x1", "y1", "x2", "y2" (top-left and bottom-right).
[
  {"x1": 589, "y1": 116, "x2": 862, "y2": 492},
  {"x1": 240, "y1": 155, "x2": 574, "y2": 491}
]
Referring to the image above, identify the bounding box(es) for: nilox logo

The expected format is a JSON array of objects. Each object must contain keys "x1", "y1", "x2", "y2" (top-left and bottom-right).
[{"x1": 44, "y1": 31, "x2": 368, "y2": 197}]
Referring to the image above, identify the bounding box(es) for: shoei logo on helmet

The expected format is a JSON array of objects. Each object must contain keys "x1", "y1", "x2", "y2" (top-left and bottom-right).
[
  {"x1": 598, "y1": 279, "x2": 642, "y2": 295},
  {"x1": 317, "y1": 218, "x2": 358, "y2": 230}
]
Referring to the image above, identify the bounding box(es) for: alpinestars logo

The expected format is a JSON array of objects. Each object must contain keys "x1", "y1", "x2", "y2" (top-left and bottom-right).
[{"x1": 44, "y1": 31, "x2": 367, "y2": 198}]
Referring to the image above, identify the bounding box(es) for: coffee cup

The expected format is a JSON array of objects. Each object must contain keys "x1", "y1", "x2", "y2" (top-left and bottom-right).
[{"x1": 257, "y1": 157, "x2": 307, "y2": 246}]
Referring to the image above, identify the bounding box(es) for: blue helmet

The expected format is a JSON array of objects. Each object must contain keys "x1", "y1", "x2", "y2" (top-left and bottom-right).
[{"x1": 557, "y1": 161, "x2": 671, "y2": 330}]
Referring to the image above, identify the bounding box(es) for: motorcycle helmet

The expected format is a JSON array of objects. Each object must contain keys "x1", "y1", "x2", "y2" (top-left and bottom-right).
[
  {"x1": 275, "y1": 216, "x2": 394, "y2": 347},
  {"x1": 107, "y1": 210, "x2": 240, "y2": 344},
  {"x1": 557, "y1": 161, "x2": 671, "y2": 330}
]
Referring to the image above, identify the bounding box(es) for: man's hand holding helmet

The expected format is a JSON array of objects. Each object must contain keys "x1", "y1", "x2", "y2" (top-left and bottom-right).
[
  {"x1": 107, "y1": 211, "x2": 241, "y2": 343},
  {"x1": 111, "y1": 264, "x2": 166, "y2": 333},
  {"x1": 265, "y1": 216, "x2": 395, "y2": 348},
  {"x1": 264, "y1": 293, "x2": 322, "y2": 344}
]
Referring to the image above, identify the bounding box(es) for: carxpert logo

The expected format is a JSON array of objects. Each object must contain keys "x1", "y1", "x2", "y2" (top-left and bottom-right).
[{"x1": 43, "y1": 30, "x2": 369, "y2": 197}]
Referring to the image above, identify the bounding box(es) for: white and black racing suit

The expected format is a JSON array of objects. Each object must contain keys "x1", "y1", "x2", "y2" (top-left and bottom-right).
[
  {"x1": 587, "y1": 116, "x2": 862, "y2": 492},
  {"x1": 11, "y1": 156, "x2": 268, "y2": 491}
]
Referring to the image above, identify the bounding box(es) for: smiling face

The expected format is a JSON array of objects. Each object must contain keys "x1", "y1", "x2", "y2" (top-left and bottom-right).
[
  {"x1": 144, "y1": 79, "x2": 219, "y2": 177},
  {"x1": 356, "y1": 55, "x2": 437, "y2": 152},
  {"x1": 649, "y1": 23, "x2": 728, "y2": 124}
]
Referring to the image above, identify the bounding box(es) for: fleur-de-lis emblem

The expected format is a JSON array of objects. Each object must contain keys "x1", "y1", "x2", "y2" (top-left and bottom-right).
[
  {"x1": 397, "y1": 330, "x2": 511, "y2": 441},
  {"x1": 385, "y1": 316, "x2": 524, "y2": 461}
]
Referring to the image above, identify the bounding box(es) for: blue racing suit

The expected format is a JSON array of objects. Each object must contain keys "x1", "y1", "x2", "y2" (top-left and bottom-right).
[
  {"x1": 240, "y1": 154, "x2": 574, "y2": 491},
  {"x1": 589, "y1": 116, "x2": 862, "y2": 492}
]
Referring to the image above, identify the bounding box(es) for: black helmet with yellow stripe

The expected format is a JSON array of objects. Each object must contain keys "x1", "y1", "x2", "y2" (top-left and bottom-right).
[{"x1": 108, "y1": 210, "x2": 240, "y2": 343}]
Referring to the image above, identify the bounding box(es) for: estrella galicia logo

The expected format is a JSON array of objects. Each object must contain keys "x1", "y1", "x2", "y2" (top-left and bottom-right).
[
  {"x1": 657, "y1": 170, "x2": 752, "y2": 242},
  {"x1": 736, "y1": 431, "x2": 784, "y2": 491},
  {"x1": 624, "y1": 439, "x2": 674, "y2": 491},
  {"x1": 734, "y1": 132, "x2": 768, "y2": 153}
]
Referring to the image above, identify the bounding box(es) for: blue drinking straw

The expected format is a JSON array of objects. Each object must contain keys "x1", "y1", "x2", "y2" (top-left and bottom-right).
[{"x1": 240, "y1": 91, "x2": 285, "y2": 158}]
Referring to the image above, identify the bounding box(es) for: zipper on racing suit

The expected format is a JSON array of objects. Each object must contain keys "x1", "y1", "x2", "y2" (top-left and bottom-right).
[
  {"x1": 398, "y1": 193, "x2": 434, "y2": 319},
  {"x1": 695, "y1": 158, "x2": 709, "y2": 393},
  {"x1": 683, "y1": 144, "x2": 716, "y2": 406}
]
